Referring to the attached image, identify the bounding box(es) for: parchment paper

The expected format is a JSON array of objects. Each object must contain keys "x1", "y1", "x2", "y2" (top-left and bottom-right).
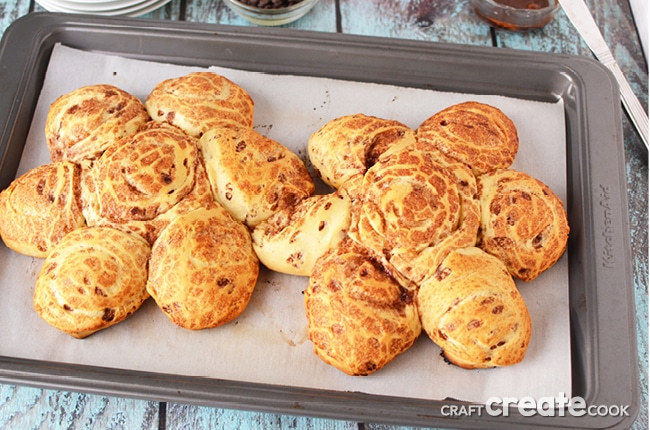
[{"x1": 0, "y1": 44, "x2": 571, "y2": 404}]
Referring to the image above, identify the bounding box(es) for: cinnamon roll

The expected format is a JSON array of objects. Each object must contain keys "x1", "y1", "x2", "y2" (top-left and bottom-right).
[
  {"x1": 145, "y1": 71, "x2": 254, "y2": 138},
  {"x1": 81, "y1": 122, "x2": 199, "y2": 227},
  {"x1": 251, "y1": 190, "x2": 352, "y2": 276},
  {"x1": 199, "y1": 126, "x2": 315, "y2": 227},
  {"x1": 305, "y1": 238, "x2": 421, "y2": 376},
  {"x1": 147, "y1": 204, "x2": 259, "y2": 330},
  {"x1": 417, "y1": 247, "x2": 532, "y2": 369},
  {"x1": 308, "y1": 114, "x2": 415, "y2": 189},
  {"x1": 0, "y1": 162, "x2": 85, "y2": 257},
  {"x1": 476, "y1": 168, "x2": 569, "y2": 281},
  {"x1": 416, "y1": 101, "x2": 519, "y2": 176},
  {"x1": 45, "y1": 84, "x2": 149, "y2": 163},
  {"x1": 34, "y1": 226, "x2": 150, "y2": 338},
  {"x1": 349, "y1": 144, "x2": 480, "y2": 284}
]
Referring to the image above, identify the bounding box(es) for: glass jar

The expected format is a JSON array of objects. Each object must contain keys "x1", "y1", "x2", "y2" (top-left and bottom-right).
[
  {"x1": 472, "y1": 0, "x2": 560, "y2": 31},
  {"x1": 222, "y1": 0, "x2": 321, "y2": 26}
]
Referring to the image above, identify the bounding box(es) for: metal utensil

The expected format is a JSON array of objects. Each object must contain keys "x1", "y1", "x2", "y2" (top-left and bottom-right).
[{"x1": 559, "y1": 0, "x2": 649, "y2": 149}]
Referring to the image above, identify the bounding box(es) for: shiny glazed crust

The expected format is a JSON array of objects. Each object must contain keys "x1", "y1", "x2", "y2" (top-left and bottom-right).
[
  {"x1": 0, "y1": 162, "x2": 86, "y2": 258},
  {"x1": 81, "y1": 122, "x2": 199, "y2": 225},
  {"x1": 82, "y1": 157, "x2": 215, "y2": 246},
  {"x1": 45, "y1": 84, "x2": 149, "y2": 163},
  {"x1": 417, "y1": 247, "x2": 532, "y2": 369},
  {"x1": 416, "y1": 101, "x2": 519, "y2": 176},
  {"x1": 199, "y1": 126, "x2": 315, "y2": 227},
  {"x1": 33, "y1": 227, "x2": 151, "y2": 339},
  {"x1": 145, "y1": 71, "x2": 254, "y2": 138},
  {"x1": 349, "y1": 143, "x2": 480, "y2": 285},
  {"x1": 147, "y1": 204, "x2": 259, "y2": 330},
  {"x1": 308, "y1": 114, "x2": 416, "y2": 189},
  {"x1": 476, "y1": 169, "x2": 570, "y2": 281},
  {"x1": 305, "y1": 238, "x2": 422, "y2": 376}
]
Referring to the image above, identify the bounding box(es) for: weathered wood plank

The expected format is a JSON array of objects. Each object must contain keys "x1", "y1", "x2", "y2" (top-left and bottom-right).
[
  {"x1": 165, "y1": 404, "x2": 370, "y2": 429},
  {"x1": 0, "y1": 384, "x2": 160, "y2": 429},
  {"x1": 0, "y1": 0, "x2": 32, "y2": 36},
  {"x1": 140, "y1": 0, "x2": 184, "y2": 20},
  {"x1": 338, "y1": 0, "x2": 493, "y2": 46}
]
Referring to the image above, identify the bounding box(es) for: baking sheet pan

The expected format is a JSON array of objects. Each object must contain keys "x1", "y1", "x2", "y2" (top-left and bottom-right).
[
  {"x1": 4, "y1": 41, "x2": 571, "y2": 407},
  {"x1": 0, "y1": 12, "x2": 639, "y2": 429}
]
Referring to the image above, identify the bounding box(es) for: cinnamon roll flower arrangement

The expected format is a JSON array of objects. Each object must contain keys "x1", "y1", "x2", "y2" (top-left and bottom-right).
[{"x1": 0, "y1": 72, "x2": 569, "y2": 377}]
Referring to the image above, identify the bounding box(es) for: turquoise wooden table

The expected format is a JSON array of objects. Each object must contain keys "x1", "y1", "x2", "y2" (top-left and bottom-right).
[{"x1": 0, "y1": 0, "x2": 647, "y2": 429}]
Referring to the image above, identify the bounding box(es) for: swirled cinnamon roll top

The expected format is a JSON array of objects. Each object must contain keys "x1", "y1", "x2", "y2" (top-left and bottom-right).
[
  {"x1": 34, "y1": 226, "x2": 150, "y2": 338},
  {"x1": 416, "y1": 101, "x2": 519, "y2": 176},
  {"x1": 476, "y1": 168, "x2": 569, "y2": 281},
  {"x1": 305, "y1": 238, "x2": 421, "y2": 376},
  {"x1": 417, "y1": 247, "x2": 532, "y2": 369},
  {"x1": 145, "y1": 71, "x2": 254, "y2": 138},
  {"x1": 147, "y1": 204, "x2": 259, "y2": 330},
  {"x1": 308, "y1": 114, "x2": 416, "y2": 189},
  {"x1": 81, "y1": 122, "x2": 200, "y2": 226},
  {"x1": 0, "y1": 162, "x2": 86, "y2": 258},
  {"x1": 45, "y1": 84, "x2": 149, "y2": 163},
  {"x1": 349, "y1": 143, "x2": 480, "y2": 285}
]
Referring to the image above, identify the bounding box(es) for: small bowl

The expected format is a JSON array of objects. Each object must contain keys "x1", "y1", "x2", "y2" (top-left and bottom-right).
[
  {"x1": 472, "y1": 0, "x2": 560, "y2": 31},
  {"x1": 223, "y1": 0, "x2": 320, "y2": 26}
]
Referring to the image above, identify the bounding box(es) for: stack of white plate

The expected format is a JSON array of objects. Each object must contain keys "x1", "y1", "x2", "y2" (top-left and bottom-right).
[{"x1": 36, "y1": 0, "x2": 172, "y2": 17}]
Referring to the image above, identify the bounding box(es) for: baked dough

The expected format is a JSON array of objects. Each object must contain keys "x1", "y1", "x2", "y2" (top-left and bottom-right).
[
  {"x1": 145, "y1": 71, "x2": 254, "y2": 138},
  {"x1": 308, "y1": 114, "x2": 416, "y2": 189},
  {"x1": 0, "y1": 162, "x2": 86, "y2": 258},
  {"x1": 416, "y1": 101, "x2": 519, "y2": 176},
  {"x1": 84, "y1": 158, "x2": 215, "y2": 246},
  {"x1": 33, "y1": 226, "x2": 151, "y2": 339},
  {"x1": 199, "y1": 126, "x2": 315, "y2": 227},
  {"x1": 81, "y1": 122, "x2": 199, "y2": 226},
  {"x1": 147, "y1": 204, "x2": 259, "y2": 330},
  {"x1": 251, "y1": 190, "x2": 352, "y2": 276},
  {"x1": 45, "y1": 84, "x2": 149, "y2": 163},
  {"x1": 477, "y1": 169, "x2": 570, "y2": 281},
  {"x1": 417, "y1": 247, "x2": 532, "y2": 369},
  {"x1": 305, "y1": 238, "x2": 421, "y2": 376},
  {"x1": 349, "y1": 143, "x2": 480, "y2": 285}
]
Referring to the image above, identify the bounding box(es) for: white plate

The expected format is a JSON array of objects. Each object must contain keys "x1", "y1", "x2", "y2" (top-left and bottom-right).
[
  {"x1": 47, "y1": 0, "x2": 150, "y2": 12},
  {"x1": 58, "y1": 0, "x2": 139, "y2": 4},
  {"x1": 36, "y1": 0, "x2": 170, "y2": 16}
]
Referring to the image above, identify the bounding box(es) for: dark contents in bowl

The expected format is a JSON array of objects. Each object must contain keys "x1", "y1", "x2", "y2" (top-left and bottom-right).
[{"x1": 236, "y1": 0, "x2": 305, "y2": 8}]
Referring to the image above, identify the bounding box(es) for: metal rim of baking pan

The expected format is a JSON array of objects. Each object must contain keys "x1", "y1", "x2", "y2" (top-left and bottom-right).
[{"x1": 0, "y1": 12, "x2": 639, "y2": 430}]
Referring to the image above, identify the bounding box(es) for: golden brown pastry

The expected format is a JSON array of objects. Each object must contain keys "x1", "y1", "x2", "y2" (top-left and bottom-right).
[
  {"x1": 0, "y1": 162, "x2": 86, "y2": 258},
  {"x1": 416, "y1": 101, "x2": 519, "y2": 176},
  {"x1": 305, "y1": 238, "x2": 421, "y2": 376},
  {"x1": 45, "y1": 84, "x2": 149, "y2": 163},
  {"x1": 251, "y1": 191, "x2": 352, "y2": 276},
  {"x1": 199, "y1": 126, "x2": 315, "y2": 227},
  {"x1": 348, "y1": 143, "x2": 480, "y2": 285},
  {"x1": 33, "y1": 226, "x2": 151, "y2": 339},
  {"x1": 308, "y1": 114, "x2": 416, "y2": 189},
  {"x1": 417, "y1": 247, "x2": 532, "y2": 369},
  {"x1": 147, "y1": 204, "x2": 259, "y2": 330},
  {"x1": 84, "y1": 158, "x2": 215, "y2": 246},
  {"x1": 145, "y1": 71, "x2": 254, "y2": 138},
  {"x1": 81, "y1": 122, "x2": 199, "y2": 227},
  {"x1": 476, "y1": 168, "x2": 569, "y2": 281}
]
